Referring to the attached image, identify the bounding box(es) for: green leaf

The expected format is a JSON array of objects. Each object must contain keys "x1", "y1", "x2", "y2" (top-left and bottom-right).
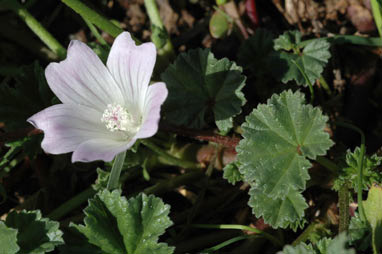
[
  {"x1": 348, "y1": 212, "x2": 371, "y2": 251},
  {"x1": 274, "y1": 30, "x2": 302, "y2": 52},
  {"x1": 363, "y1": 185, "x2": 382, "y2": 253},
  {"x1": 161, "y1": 48, "x2": 246, "y2": 132},
  {"x1": 0, "y1": 62, "x2": 54, "y2": 130},
  {"x1": 278, "y1": 234, "x2": 355, "y2": 254},
  {"x1": 273, "y1": 31, "x2": 331, "y2": 86},
  {"x1": 92, "y1": 168, "x2": 110, "y2": 191},
  {"x1": 237, "y1": 28, "x2": 275, "y2": 78},
  {"x1": 72, "y1": 190, "x2": 174, "y2": 254},
  {"x1": 333, "y1": 148, "x2": 382, "y2": 192},
  {"x1": 0, "y1": 221, "x2": 19, "y2": 254},
  {"x1": 223, "y1": 162, "x2": 243, "y2": 185},
  {"x1": 237, "y1": 90, "x2": 333, "y2": 199},
  {"x1": 277, "y1": 242, "x2": 314, "y2": 254},
  {"x1": 249, "y1": 186, "x2": 307, "y2": 229},
  {"x1": 5, "y1": 210, "x2": 64, "y2": 254},
  {"x1": 209, "y1": 10, "x2": 230, "y2": 39},
  {"x1": 316, "y1": 233, "x2": 355, "y2": 254}
]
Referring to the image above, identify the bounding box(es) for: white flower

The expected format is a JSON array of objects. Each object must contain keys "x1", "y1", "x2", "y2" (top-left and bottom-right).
[{"x1": 28, "y1": 32, "x2": 168, "y2": 162}]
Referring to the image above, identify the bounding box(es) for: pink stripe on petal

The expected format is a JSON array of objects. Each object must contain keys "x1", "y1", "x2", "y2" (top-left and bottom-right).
[
  {"x1": 135, "y1": 82, "x2": 168, "y2": 139},
  {"x1": 71, "y1": 138, "x2": 136, "y2": 162},
  {"x1": 107, "y1": 32, "x2": 156, "y2": 112},
  {"x1": 46, "y1": 40, "x2": 123, "y2": 111},
  {"x1": 27, "y1": 104, "x2": 121, "y2": 155}
]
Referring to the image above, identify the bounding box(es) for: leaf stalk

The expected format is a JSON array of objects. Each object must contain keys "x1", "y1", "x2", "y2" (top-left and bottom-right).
[{"x1": 191, "y1": 224, "x2": 283, "y2": 247}]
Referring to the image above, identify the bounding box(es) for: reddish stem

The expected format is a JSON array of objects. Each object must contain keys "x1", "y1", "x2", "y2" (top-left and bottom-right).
[{"x1": 160, "y1": 123, "x2": 240, "y2": 148}]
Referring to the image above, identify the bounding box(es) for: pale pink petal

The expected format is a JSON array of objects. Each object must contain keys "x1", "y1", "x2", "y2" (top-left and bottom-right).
[
  {"x1": 72, "y1": 138, "x2": 136, "y2": 162},
  {"x1": 46, "y1": 40, "x2": 124, "y2": 112},
  {"x1": 107, "y1": 32, "x2": 156, "y2": 114},
  {"x1": 27, "y1": 104, "x2": 124, "y2": 155},
  {"x1": 135, "y1": 82, "x2": 168, "y2": 139}
]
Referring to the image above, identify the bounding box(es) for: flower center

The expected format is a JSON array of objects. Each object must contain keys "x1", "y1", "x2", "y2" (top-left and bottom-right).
[{"x1": 101, "y1": 103, "x2": 139, "y2": 134}]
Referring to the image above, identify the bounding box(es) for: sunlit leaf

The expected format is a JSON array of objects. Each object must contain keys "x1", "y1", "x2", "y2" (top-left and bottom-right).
[
  {"x1": 223, "y1": 162, "x2": 243, "y2": 185},
  {"x1": 237, "y1": 90, "x2": 333, "y2": 199},
  {"x1": 161, "y1": 48, "x2": 246, "y2": 132},
  {"x1": 72, "y1": 190, "x2": 174, "y2": 254},
  {"x1": 273, "y1": 31, "x2": 331, "y2": 86},
  {"x1": 316, "y1": 233, "x2": 355, "y2": 254},
  {"x1": 249, "y1": 186, "x2": 307, "y2": 230},
  {"x1": 277, "y1": 243, "x2": 314, "y2": 254},
  {"x1": 0, "y1": 222, "x2": 19, "y2": 254},
  {"x1": 278, "y1": 233, "x2": 355, "y2": 254},
  {"x1": 5, "y1": 210, "x2": 64, "y2": 254},
  {"x1": 363, "y1": 185, "x2": 382, "y2": 253}
]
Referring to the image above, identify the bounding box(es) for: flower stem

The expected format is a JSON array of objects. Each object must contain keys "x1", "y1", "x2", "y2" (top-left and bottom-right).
[
  {"x1": 191, "y1": 224, "x2": 283, "y2": 247},
  {"x1": 61, "y1": 0, "x2": 123, "y2": 38},
  {"x1": 4, "y1": 0, "x2": 66, "y2": 59},
  {"x1": 141, "y1": 139, "x2": 202, "y2": 169},
  {"x1": 336, "y1": 121, "x2": 367, "y2": 221},
  {"x1": 106, "y1": 151, "x2": 127, "y2": 190}
]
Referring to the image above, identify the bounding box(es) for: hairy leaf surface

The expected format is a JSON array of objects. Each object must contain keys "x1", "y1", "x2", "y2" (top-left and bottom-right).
[
  {"x1": 249, "y1": 186, "x2": 307, "y2": 229},
  {"x1": 72, "y1": 190, "x2": 174, "y2": 254},
  {"x1": 5, "y1": 210, "x2": 64, "y2": 254},
  {"x1": 161, "y1": 48, "x2": 246, "y2": 132},
  {"x1": 237, "y1": 90, "x2": 333, "y2": 198}
]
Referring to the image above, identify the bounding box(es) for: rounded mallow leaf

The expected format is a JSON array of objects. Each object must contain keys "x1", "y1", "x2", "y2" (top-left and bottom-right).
[
  {"x1": 236, "y1": 90, "x2": 334, "y2": 199},
  {"x1": 161, "y1": 48, "x2": 246, "y2": 132}
]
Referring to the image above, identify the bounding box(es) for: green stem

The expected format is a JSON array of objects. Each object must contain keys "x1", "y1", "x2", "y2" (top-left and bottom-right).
[
  {"x1": 316, "y1": 156, "x2": 340, "y2": 175},
  {"x1": 191, "y1": 224, "x2": 283, "y2": 247},
  {"x1": 338, "y1": 183, "x2": 350, "y2": 232},
  {"x1": 319, "y1": 76, "x2": 332, "y2": 96},
  {"x1": 84, "y1": 18, "x2": 109, "y2": 47},
  {"x1": 202, "y1": 235, "x2": 253, "y2": 252},
  {"x1": 292, "y1": 220, "x2": 323, "y2": 246},
  {"x1": 291, "y1": 59, "x2": 314, "y2": 103},
  {"x1": 336, "y1": 121, "x2": 367, "y2": 221},
  {"x1": 61, "y1": 0, "x2": 125, "y2": 39},
  {"x1": 143, "y1": 0, "x2": 175, "y2": 67},
  {"x1": 141, "y1": 140, "x2": 202, "y2": 169},
  {"x1": 107, "y1": 151, "x2": 127, "y2": 190},
  {"x1": 4, "y1": 0, "x2": 66, "y2": 59}
]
